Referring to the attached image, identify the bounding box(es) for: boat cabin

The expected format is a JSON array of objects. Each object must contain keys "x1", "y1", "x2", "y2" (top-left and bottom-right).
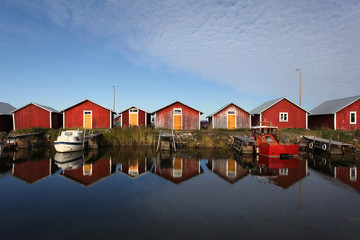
[{"x1": 252, "y1": 122, "x2": 279, "y2": 146}]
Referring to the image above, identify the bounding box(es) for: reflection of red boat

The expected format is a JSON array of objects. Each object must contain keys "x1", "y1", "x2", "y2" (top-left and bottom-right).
[
  {"x1": 252, "y1": 121, "x2": 298, "y2": 159},
  {"x1": 257, "y1": 155, "x2": 299, "y2": 169}
]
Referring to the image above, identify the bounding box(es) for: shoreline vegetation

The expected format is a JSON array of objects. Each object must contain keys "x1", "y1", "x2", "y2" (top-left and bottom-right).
[{"x1": 10, "y1": 127, "x2": 360, "y2": 151}]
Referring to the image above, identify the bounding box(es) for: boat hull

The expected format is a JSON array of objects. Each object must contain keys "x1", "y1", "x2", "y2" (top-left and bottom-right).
[
  {"x1": 258, "y1": 143, "x2": 298, "y2": 159},
  {"x1": 54, "y1": 141, "x2": 88, "y2": 153}
]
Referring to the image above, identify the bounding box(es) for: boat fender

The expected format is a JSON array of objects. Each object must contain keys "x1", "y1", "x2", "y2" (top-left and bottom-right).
[
  {"x1": 308, "y1": 142, "x2": 314, "y2": 149},
  {"x1": 321, "y1": 143, "x2": 327, "y2": 151}
]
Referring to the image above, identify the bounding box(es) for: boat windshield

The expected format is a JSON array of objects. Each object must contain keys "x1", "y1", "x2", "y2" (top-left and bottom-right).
[
  {"x1": 65, "y1": 132, "x2": 73, "y2": 136},
  {"x1": 265, "y1": 136, "x2": 275, "y2": 143}
]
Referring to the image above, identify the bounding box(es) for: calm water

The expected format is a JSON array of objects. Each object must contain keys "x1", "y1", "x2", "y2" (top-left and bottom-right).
[{"x1": 1, "y1": 148, "x2": 360, "y2": 240}]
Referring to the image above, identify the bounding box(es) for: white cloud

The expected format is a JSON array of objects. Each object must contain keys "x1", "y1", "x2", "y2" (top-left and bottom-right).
[{"x1": 2, "y1": 0, "x2": 360, "y2": 106}]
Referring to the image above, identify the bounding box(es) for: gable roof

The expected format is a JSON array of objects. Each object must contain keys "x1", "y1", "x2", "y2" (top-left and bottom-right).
[
  {"x1": 207, "y1": 103, "x2": 251, "y2": 118},
  {"x1": 119, "y1": 106, "x2": 149, "y2": 114},
  {"x1": 11, "y1": 102, "x2": 59, "y2": 113},
  {"x1": 250, "y1": 97, "x2": 309, "y2": 114},
  {"x1": 0, "y1": 102, "x2": 16, "y2": 115},
  {"x1": 152, "y1": 101, "x2": 203, "y2": 115},
  {"x1": 61, "y1": 99, "x2": 115, "y2": 113},
  {"x1": 310, "y1": 95, "x2": 360, "y2": 115}
]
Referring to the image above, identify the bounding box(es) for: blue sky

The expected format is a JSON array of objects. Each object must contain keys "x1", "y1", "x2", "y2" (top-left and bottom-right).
[{"x1": 1, "y1": 0, "x2": 359, "y2": 119}]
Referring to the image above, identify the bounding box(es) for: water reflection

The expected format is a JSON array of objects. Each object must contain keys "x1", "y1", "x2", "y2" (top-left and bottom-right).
[
  {"x1": 308, "y1": 152, "x2": 360, "y2": 193},
  {"x1": 152, "y1": 151, "x2": 203, "y2": 184},
  {"x1": 252, "y1": 155, "x2": 308, "y2": 189},
  {"x1": 54, "y1": 151, "x2": 83, "y2": 170},
  {"x1": 207, "y1": 158, "x2": 249, "y2": 184},
  {"x1": 117, "y1": 149, "x2": 154, "y2": 179},
  {"x1": 11, "y1": 149, "x2": 58, "y2": 184},
  {"x1": 60, "y1": 150, "x2": 116, "y2": 186}
]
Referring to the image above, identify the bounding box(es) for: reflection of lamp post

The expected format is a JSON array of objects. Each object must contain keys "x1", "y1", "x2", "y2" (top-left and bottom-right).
[
  {"x1": 113, "y1": 85, "x2": 115, "y2": 112},
  {"x1": 296, "y1": 69, "x2": 302, "y2": 106}
]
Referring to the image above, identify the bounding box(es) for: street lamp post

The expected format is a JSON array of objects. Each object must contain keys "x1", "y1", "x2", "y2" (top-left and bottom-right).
[
  {"x1": 113, "y1": 85, "x2": 115, "y2": 112},
  {"x1": 296, "y1": 69, "x2": 302, "y2": 106}
]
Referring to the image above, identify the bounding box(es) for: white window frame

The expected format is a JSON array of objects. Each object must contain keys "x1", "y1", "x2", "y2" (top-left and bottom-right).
[
  {"x1": 350, "y1": 111, "x2": 356, "y2": 124},
  {"x1": 279, "y1": 112, "x2": 288, "y2": 122},
  {"x1": 173, "y1": 108, "x2": 182, "y2": 130},
  {"x1": 83, "y1": 110, "x2": 93, "y2": 129}
]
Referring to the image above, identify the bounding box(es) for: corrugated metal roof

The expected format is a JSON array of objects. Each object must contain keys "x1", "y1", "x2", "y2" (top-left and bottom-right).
[
  {"x1": 250, "y1": 97, "x2": 310, "y2": 114},
  {"x1": 310, "y1": 95, "x2": 360, "y2": 115},
  {"x1": 0, "y1": 102, "x2": 16, "y2": 115},
  {"x1": 250, "y1": 98, "x2": 283, "y2": 114},
  {"x1": 207, "y1": 102, "x2": 251, "y2": 117},
  {"x1": 152, "y1": 101, "x2": 203, "y2": 115},
  {"x1": 11, "y1": 102, "x2": 59, "y2": 113}
]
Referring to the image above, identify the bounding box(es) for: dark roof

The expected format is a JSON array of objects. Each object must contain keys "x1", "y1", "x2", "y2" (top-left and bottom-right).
[
  {"x1": 250, "y1": 97, "x2": 309, "y2": 114},
  {"x1": 207, "y1": 102, "x2": 251, "y2": 118},
  {"x1": 0, "y1": 102, "x2": 16, "y2": 115},
  {"x1": 11, "y1": 102, "x2": 59, "y2": 113},
  {"x1": 310, "y1": 95, "x2": 360, "y2": 115},
  {"x1": 152, "y1": 101, "x2": 203, "y2": 115},
  {"x1": 61, "y1": 99, "x2": 115, "y2": 113}
]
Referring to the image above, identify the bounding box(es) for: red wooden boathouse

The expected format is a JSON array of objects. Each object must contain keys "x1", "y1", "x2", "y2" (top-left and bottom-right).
[
  {"x1": 12, "y1": 102, "x2": 63, "y2": 130},
  {"x1": 0, "y1": 102, "x2": 16, "y2": 132},
  {"x1": 250, "y1": 97, "x2": 309, "y2": 129},
  {"x1": 207, "y1": 103, "x2": 251, "y2": 129},
  {"x1": 207, "y1": 158, "x2": 249, "y2": 184},
  {"x1": 308, "y1": 95, "x2": 360, "y2": 130},
  {"x1": 118, "y1": 106, "x2": 151, "y2": 127},
  {"x1": 153, "y1": 101, "x2": 203, "y2": 130},
  {"x1": 62, "y1": 99, "x2": 115, "y2": 129}
]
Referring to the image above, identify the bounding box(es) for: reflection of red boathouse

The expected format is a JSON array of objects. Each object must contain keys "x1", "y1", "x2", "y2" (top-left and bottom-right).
[
  {"x1": 207, "y1": 158, "x2": 249, "y2": 184},
  {"x1": 12, "y1": 159, "x2": 57, "y2": 184},
  {"x1": 153, "y1": 156, "x2": 203, "y2": 184},
  {"x1": 335, "y1": 167, "x2": 360, "y2": 192},
  {"x1": 253, "y1": 156, "x2": 308, "y2": 188},
  {"x1": 62, "y1": 157, "x2": 115, "y2": 186},
  {"x1": 119, "y1": 157, "x2": 153, "y2": 179}
]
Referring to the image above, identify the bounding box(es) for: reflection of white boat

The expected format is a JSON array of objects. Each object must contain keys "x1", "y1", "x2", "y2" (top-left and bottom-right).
[
  {"x1": 54, "y1": 152, "x2": 83, "y2": 170},
  {"x1": 54, "y1": 130, "x2": 88, "y2": 152}
]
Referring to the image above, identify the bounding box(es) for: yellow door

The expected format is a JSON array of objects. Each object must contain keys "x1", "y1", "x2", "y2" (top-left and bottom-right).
[
  {"x1": 173, "y1": 157, "x2": 182, "y2": 170},
  {"x1": 84, "y1": 111, "x2": 92, "y2": 129},
  {"x1": 174, "y1": 115, "x2": 182, "y2": 130},
  {"x1": 130, "y1": 113, "x2": 138, "y2": 126},
  {"x1": 129, "y1": 159, "x2": 138, "y2": 172},
  {"x1": 227, "y1": 158, "x2": 236, "y2": 173},
  {"x1": 84, "y1": 164, "x2": 92, "y2": 175},
  {"x1": 228, "y1": 114, "x2": 235, "y2": 129}
]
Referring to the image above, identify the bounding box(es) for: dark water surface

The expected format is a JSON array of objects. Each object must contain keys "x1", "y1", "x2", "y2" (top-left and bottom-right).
[{"x1": 1, "y1": 148, "x2": 359, "y2": 240}]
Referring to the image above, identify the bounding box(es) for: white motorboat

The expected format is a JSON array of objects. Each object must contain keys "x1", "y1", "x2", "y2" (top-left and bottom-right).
[
  {"x1": 54, "y1": 130, "x2": 88, "y2": 153},
  {"x1": 54, "y1": 151, "x2": 83, "y2": 170}
]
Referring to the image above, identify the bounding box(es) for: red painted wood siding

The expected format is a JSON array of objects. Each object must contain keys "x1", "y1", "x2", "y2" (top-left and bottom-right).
[
  {"x1": 308, "y1": 114, "x2": 334, "y2": 129},
  {"x1": 63, "y1": 157, "x2": 114, "y2": 186},
  {"x1": 64, "y1": 100, "x2": 113, "y2": 129},
  {"x1": 261, "y1": 99, "x2": 307, "y2": 128},
  {"x1": 336, "y1": 99, "x2": 360, "y2": 130},
  {"x1": 211, "y1": 104, "x2": 250, "y2": 129},
  {"x1": 121, "y1": 111, "x2": 129, "y2": 127},
  {"x1": 155, "y1": 102, "x2": 200, "y2": 130},
  {"x1": 121, "y1": 109, "x2": 147, "y2": 127},
  {"x1": 14, "y1": 104, "x2": 50, "y2": 130}
]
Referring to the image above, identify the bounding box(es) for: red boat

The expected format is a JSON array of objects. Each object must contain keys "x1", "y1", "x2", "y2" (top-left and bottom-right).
[{"x1": 252, "y1": 121, "x2": 298, "y2": 159}]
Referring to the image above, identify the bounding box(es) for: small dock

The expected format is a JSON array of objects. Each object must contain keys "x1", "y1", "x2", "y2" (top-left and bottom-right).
[
  {"x1": 232, "y1": 135, "x2": 256, "y2": 155},
  {"x1": 6, "y1": 132, "x2": 45, "y2": 149},
  {"x1": 156, "y1": 129, "x2": 176, "y2": 152},
  {"x1": 301, "y1": 136, "x2": 355, "y2": 155}
]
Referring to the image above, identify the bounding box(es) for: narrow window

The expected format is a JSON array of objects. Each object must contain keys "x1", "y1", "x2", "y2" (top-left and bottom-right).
[
  {"x1": 279, "y1": 112, "x2": 288, "y2": 122},
  {"x1": 350, "y1": 167, "x2": 357, "y2": 181},
  {"x1": 350, "y1": 111, "x2": 356, "y2": 124}
]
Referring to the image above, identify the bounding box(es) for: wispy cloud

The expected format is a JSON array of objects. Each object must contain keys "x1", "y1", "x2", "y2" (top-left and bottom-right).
[{"x1": 2, "y1": 0, "x2": 360, "y2": 105}]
